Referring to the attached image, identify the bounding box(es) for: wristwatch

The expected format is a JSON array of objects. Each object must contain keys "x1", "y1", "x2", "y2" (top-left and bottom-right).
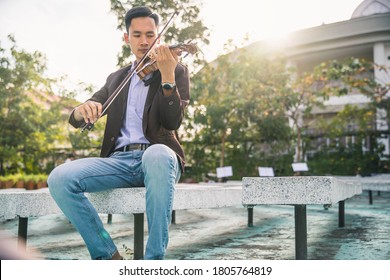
[{"x1": 162, "y1": 82, "x2": 176, "y2": 90}]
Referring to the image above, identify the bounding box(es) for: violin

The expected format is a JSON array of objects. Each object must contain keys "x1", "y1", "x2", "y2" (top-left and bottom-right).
[{"x1": 136, "y1": 42, "x2": 198, "y2": 80}]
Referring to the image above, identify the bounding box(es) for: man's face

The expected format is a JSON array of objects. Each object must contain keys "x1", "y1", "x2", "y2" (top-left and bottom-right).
[{"x1": 124, "y1": 17, "x2": 158, "y2": 62}]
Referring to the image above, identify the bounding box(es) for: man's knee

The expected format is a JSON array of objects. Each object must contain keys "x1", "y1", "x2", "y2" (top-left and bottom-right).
[
  {"x1": 48, "y1": 166, "x2": 64, "y2": 198},
  {"x1": 142, "y1": 144, "x2": 175, "y2": 166},
  {"x1": 47, "y1": 163, "x2": 76, "y2": 197}
]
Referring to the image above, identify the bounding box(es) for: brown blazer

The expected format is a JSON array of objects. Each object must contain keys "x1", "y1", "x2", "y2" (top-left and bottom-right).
[{"x1": 69, "y1": 63, "x2": 190, "y2": 171}]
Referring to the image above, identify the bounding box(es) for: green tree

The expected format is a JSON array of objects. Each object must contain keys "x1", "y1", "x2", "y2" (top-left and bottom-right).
[
  {"x1": 0, "y1": 35, "x2": 63, "y2": 174},
  {"x1": 307, "y1": 104, "x2": 382, "y2": 176},
  {"x1": 304, "y1": 58, "x2": 390, "y2": 175},
  {"x1": 322, "y1": 58, "x2": 390, "y2": 129},
  {"x1": 184, "y1": 44, "x2": 294, "y2": 180},
  {"x1": 0, "y1": 36, "x2": 103, "y2": 175}
]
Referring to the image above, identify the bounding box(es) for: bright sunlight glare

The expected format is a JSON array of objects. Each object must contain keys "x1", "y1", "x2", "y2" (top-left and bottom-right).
[
  {"x1": 200, "y1": 0, "x2": 363, "y2": 56},
  {"x1": 0, "y1": 0, "x2": 364, "y2": 98}
]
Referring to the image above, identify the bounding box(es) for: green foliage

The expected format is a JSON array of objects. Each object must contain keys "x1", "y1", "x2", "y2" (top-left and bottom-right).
[
  {"x1": 304, "y1": 57, "x2": 390, "y2": 176},
  {"x1": 0, "y1": 173, "x2": 48, "y2": 189},
  {"x1": 67, "y1": 116, "x2": 106, "y2": 157},
  {"x1": 0, "y1": 35, "x2": 60, "y2": 174},
  {"x1": 0, "y1": 36, "x2": 104, "y2": 175},
  {"x1": 182, "y1": 44, "x2": 295, "y2": 180},
  {"x1": 183, "y1": 48, "x2": 390, "y2": 180},
  {"x1": 307, "y1": 143, "x2": 383, "y2": 176},
  {"x1": 317, "y1": 58, "x2": 390, "y2": 127}
]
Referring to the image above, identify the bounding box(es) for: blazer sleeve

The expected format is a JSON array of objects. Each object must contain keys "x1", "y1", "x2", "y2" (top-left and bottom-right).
[{"x1": 157, "y1": 63, "x2": 190, "y2": 130}]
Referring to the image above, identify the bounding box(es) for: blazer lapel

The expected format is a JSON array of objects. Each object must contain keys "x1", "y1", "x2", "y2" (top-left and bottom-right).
[
  {"x1": 113, "y1": 65, "x2": 133, "y2": 120},
  {"x1": 144, "y1": 71, "x2": 161, "y2": 109},
  {"x1": 142, "y1": 71, "x2": 161, "y2": 133}
]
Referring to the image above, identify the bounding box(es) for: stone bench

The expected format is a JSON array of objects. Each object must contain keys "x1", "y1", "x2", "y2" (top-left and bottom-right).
[
  {"x1": 0, "y1": 182, "x2": 242, "y2": 260},
  {"x1": 337, "y1": 175, "x2": 390, "y2": 204},
  {"x1": 242, "y1": 176, "x2": 362, "y2": 260}
]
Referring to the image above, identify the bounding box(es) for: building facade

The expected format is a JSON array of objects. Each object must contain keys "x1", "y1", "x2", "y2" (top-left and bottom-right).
[{"x1": 255, "y1": 0, "x2": 390, "y2": 163}]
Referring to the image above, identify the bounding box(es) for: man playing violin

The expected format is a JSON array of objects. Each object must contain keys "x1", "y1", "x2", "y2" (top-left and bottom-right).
[{"x1": 48, "y1": 6, "x2": 190, "y2": 260}]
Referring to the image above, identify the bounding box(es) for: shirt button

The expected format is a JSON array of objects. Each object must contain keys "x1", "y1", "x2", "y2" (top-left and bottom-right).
[
  {"x1": 168, "y1": 101, "x2": 174, "y2": 105},
  {"x1": 110, "y1": 137, "x2": 115, "y2": 142}
]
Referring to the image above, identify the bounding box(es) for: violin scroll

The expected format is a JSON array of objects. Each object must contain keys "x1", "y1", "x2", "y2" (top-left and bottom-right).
[{"x1": 169, "y1": 42, "x2": 199, "y2": 57}]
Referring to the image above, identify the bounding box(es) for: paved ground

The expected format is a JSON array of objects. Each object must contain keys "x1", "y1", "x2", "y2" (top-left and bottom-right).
[{"x1": 0, "y1": 190, "x2": 389, "y2": 260}]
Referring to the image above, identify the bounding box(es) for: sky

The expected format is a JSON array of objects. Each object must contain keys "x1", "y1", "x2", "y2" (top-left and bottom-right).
[{"x1": 0, "y1": 0, "x2": 364, "y2": 100}]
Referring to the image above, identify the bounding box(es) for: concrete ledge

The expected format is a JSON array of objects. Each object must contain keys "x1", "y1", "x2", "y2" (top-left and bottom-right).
[
  {"x1": 0, "y1": 183, "x2": 242, "y2": 220},
  {"x1": 242, "y1": 176, "x2": 362, "y2": 205},
  {"x1": 241, "y1": 176, "x2": 363, "y2": 260},
  {"x1": 0, "y1": 189, "x2": 59, "y2": 220},
  {"x1": 337, "y1": 176, "x2": 390, "y2": 192},
  {"x1": 0, "y1": 182, "x2": 242, "y2": 260}
]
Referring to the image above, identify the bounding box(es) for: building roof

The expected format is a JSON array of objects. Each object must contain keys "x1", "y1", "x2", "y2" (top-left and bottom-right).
[
  {"x1": 352, "y1": 0, "x2": 390, "y2": 18},
  {"x1": 280, "y1": 13, "x2": 390, "y2": 68}
]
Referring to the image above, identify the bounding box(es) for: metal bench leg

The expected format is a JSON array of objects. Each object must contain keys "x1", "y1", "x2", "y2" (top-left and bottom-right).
[
  {"x1": 339, "y1": 200, "x2": 345, "y2": 227},
  {"x1": 294, "y1": 205, "x2": 307, "y2": 260},
  {"x1": 171, "y1": 210, "x2": 176, "y2": 225},
  {"x1": 18, "y1": 217, "x2": 28, "y2": 250},
  {"x1": 133, "y1": 213, "x2": 144, "y2": 260},
  {"x1": 247, "y1": 207, "x2": 254, "y2": 227},
  {"x1": 368, "y1": 190, "x2": 373, "y2": 205},
  {"x1": 107, "y1": 214, "x2": 113, "y2": 224}
]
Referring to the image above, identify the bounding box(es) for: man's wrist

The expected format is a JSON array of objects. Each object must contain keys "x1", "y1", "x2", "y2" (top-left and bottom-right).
[
  {"x1": 73, "y1": 108, "x2": 83, "y2": 122},
  {"x1": 161, "y1": 72, "x2": 175, "y2": 84},
  {"x1": 162, "y1": 82, "x2": 176, "y2": 90}
]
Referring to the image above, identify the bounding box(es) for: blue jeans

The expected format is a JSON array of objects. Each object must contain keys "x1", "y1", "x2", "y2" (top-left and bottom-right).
[{"x1": 48, "y1": 144, "x2": 181, "y2": 260}]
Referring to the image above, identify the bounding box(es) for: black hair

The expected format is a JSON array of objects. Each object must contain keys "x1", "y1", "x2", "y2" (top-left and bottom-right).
[{"x1": 124, "y1": 6, "x2": 159, "y2": 33}]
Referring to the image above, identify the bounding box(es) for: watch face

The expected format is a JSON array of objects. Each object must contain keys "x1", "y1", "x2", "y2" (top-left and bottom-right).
[{"x1": 162, "y1": 83, "x2": 175, "y2": 90}]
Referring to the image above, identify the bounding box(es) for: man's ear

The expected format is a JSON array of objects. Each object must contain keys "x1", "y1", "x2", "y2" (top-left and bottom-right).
[{"x1": 124, "y1": 33, "x2": 129, "y2": 45}]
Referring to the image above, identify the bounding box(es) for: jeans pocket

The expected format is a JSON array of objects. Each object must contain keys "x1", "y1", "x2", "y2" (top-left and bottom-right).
[{"x1": 128, "y1": 154, "x2": 145, "y2": 185}]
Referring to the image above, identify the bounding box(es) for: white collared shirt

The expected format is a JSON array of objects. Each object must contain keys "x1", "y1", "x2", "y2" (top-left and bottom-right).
[{"x1": 115, "y1": 63, "x2": 151, "y2": 149}]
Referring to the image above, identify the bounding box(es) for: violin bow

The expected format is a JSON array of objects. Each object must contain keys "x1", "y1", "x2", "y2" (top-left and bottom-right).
[{"x1": 81, "y1": 10, "x2": 180, "y2": 132}]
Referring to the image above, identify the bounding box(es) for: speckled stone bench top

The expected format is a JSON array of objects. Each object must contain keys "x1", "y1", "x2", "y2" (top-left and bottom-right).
[
  {"x1": 242, "y1": 176, "x2": 362, "y2": 206},
  {"x1": 0, "y1": 182, "x2": 242, "y2": 220},
  {"x1": 336, "y1": 175, "x2": 390, "y2": 192}
]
